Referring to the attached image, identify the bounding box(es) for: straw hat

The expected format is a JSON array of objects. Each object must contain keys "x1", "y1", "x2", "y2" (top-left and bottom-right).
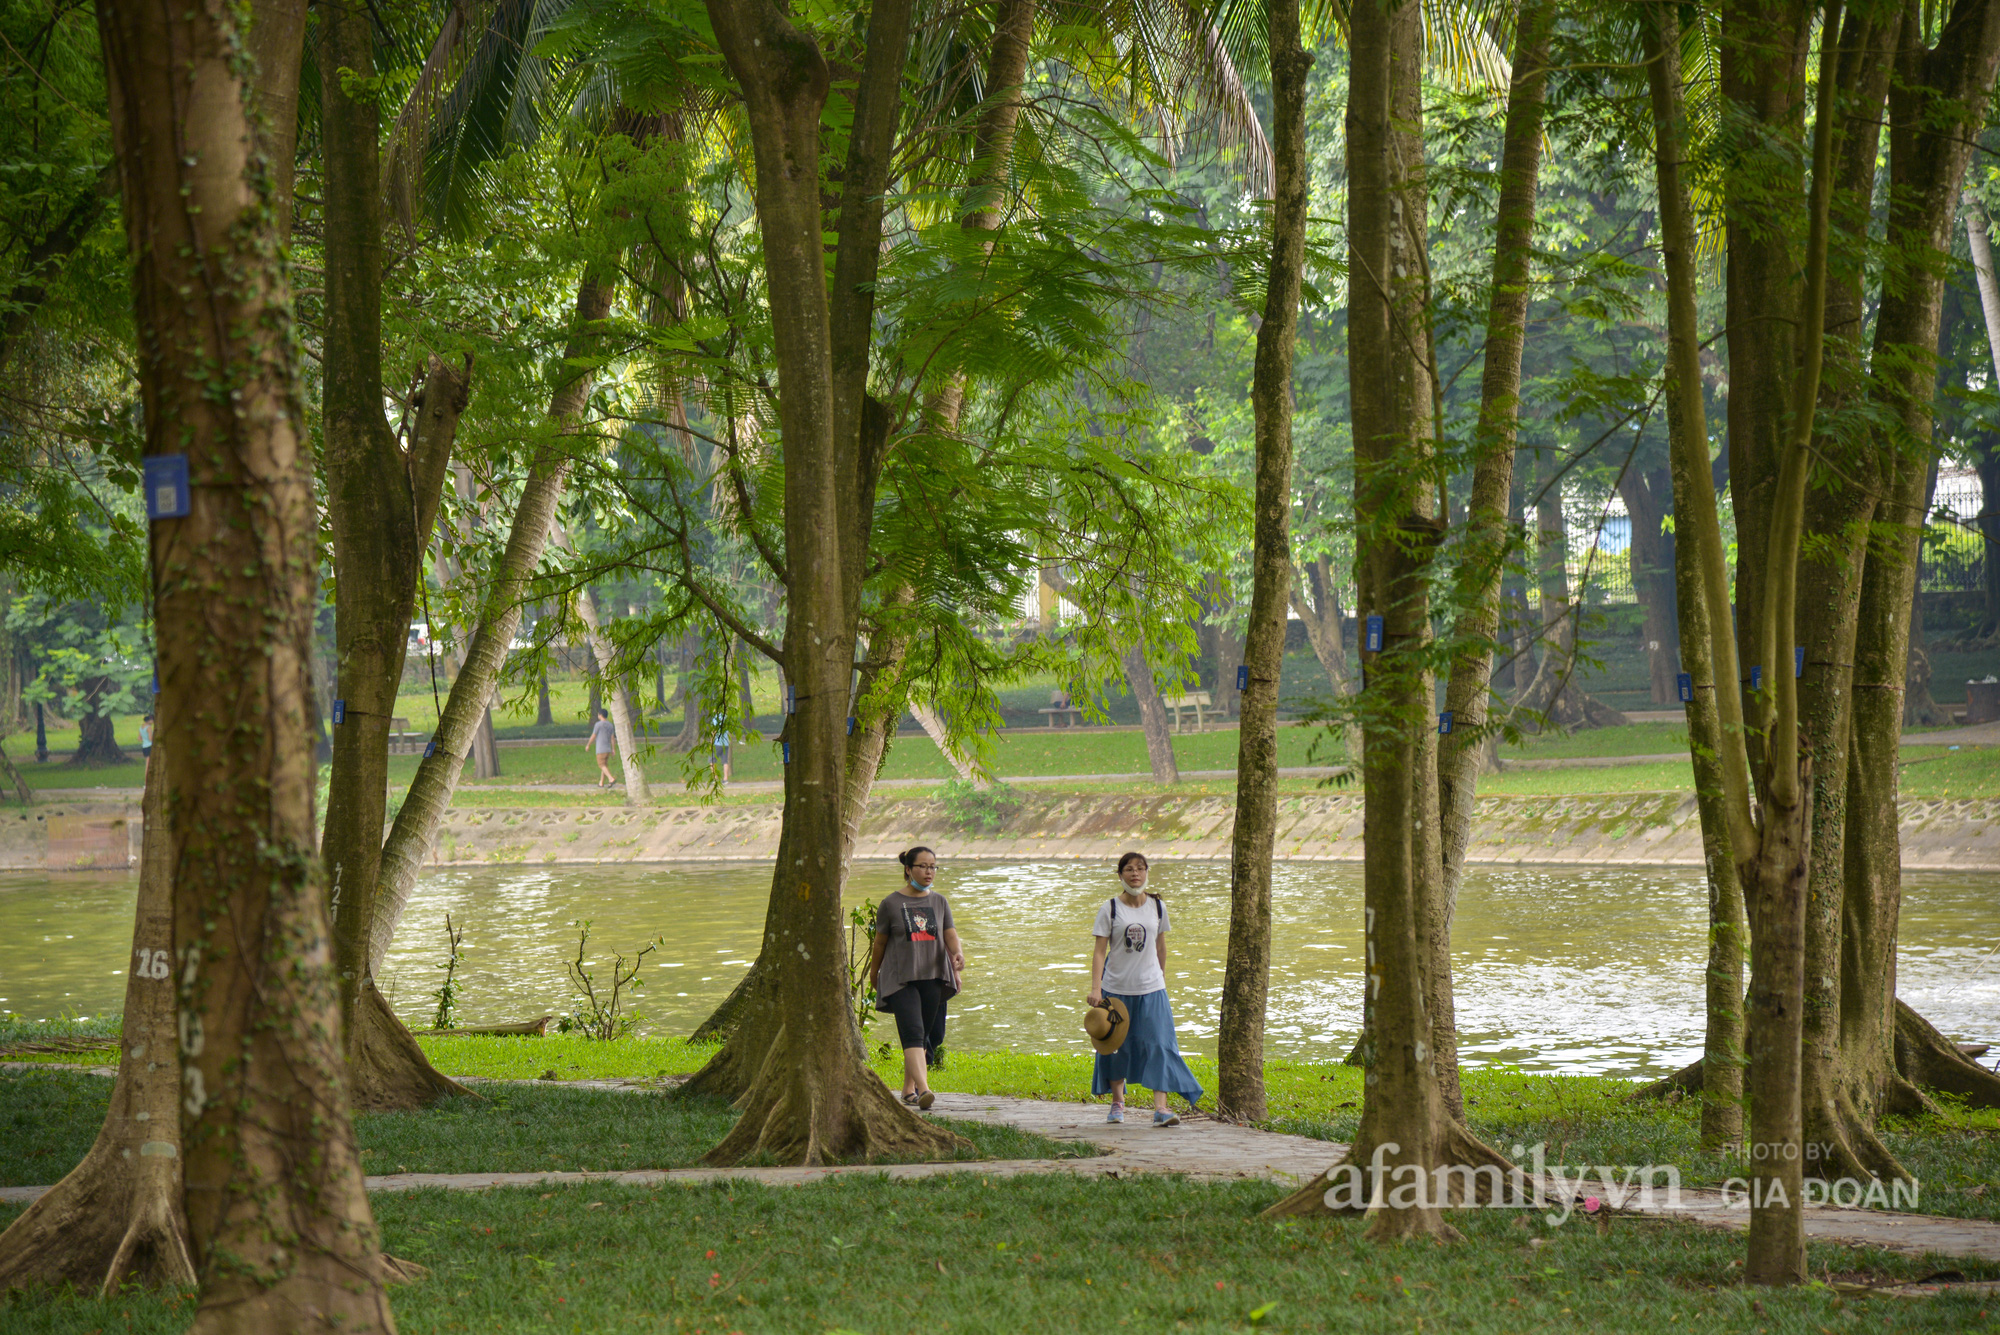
[{"x1": 1083, "y1": 997, "x2": 1130, "y2": 1056}]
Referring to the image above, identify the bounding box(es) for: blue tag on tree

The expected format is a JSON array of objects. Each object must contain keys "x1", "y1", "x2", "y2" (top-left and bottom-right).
[
  {"x1": 847, "y1": 716, "x2": 856, "y2": 735},
  {"x1": 1795, "y1": 646, "x2": 1806, "y2": 677},
  {"x1": 1438, "y1": 711, "x2": 1454, "y2": 735},
  {"x1": 1677, "y1": 673, "x2": 1693, "y2": 703},
  {"x1": 1364, "y1": 615, "x2": 1384, "y2": 653},
  {"x1": 783, "y1": 685, "x2": 796, "y2": 715},
  {"x1": 332, "y1": 700, "x2": 346, "y2": 725},
  {"x1": 1236, "y1": 664, "x2": 1249, "y2": 690},
  {"x1": 424, "y1": 739, "x2": 436, "y2": 758},
  {"x1": 781, "y1": 741, "x2": 791, "y2": 765},
  {"x1": 143, "y1": 454, "x2": 191, "y2": 519},
  {"x1": 1750, "y1": 665, "x2": 1762, "y2": 691}
]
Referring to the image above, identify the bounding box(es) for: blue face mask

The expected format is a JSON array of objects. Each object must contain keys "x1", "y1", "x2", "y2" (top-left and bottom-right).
[{"x1": 908, "y1": 877, "x2": 926, "y2": 891}]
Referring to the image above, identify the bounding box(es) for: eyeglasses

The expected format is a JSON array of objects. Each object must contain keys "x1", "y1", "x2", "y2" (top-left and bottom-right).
[{"x1": 911, "y1": 862, "x2": 939, "y2": 873}]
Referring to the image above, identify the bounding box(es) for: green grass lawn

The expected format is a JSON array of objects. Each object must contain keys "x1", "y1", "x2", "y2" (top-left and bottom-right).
[
  {"x1": 6, "y1": 1041, "x2": 1998, "y2": 1333},
  {"x1": 18, "y1": 717, "x2": 2000, "y2": 804},
  {"x1": 0, "y1": 1065, "x2": 1089, "y2": 1189},
  {"x1": 3, "y1": 1166, "x2": 1993, "y2": 1333}
]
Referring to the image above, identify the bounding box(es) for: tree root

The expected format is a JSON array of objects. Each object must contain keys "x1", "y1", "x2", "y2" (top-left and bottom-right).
[
  {"x1": 1896, "y1": 1000, "x2": 2000, "y2": 1109},
  {"x1": 690, "y1": 957, "x2": 766, "y2": 1047},
  {"x1": 347, "y1": 982, "x2": 475, "y2": 1112},
  {"x1": 0, "y1": 1137, "x2": 194, "y2": 1296},
  {"x1": 1260, "y1": 1120, "x2": 1512, "y2": 1220},
  {"x1": 1629, "y1": 1057, "x2": 1704, "y2": 1102},
  {"x1": 701, "y1": 1023, "x2": 964, "y2": 1167}
]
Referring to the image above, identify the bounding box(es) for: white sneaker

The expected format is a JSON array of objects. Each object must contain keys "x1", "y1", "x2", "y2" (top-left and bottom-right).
[{"x1": 1106, "y1": 1105, "x2": 1124, "y2": 1123}]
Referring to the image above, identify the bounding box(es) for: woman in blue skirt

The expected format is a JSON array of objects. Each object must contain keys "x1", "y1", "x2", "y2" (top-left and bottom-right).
[{"x1": 1087, "y1": 851, "x2": 1203, "y2": 1125}]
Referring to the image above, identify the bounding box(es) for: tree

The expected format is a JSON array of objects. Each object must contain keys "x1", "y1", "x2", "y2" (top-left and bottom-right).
[
  {"x1": 1265, "y1": 0, "x2": 1508, "y2": 1236},
  {"x1": 689, "y1": 0, "x2": 961, "y2": 1164},
  {"x1": 1215, "y1": 0, "x2": 1310, "y2": 1123},
  {"x1": 317, "y1": 0, "x2": 474, "y2": 1111},
  {"x1": 1642, "y1": 1, "x2": 1750, "y2": 1151},
  {"x1": 1801, "y1": 0, "x2": 2000, "y2": 1188},
  {"x1": 96, "y1": 0, "x2": 393, "y2": 1320},
  {"x1": 372, "y1": 264, "x2": 616, "y2": 972}
]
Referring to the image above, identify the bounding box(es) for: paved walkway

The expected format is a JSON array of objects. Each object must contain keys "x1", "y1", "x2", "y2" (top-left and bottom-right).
[{"x1": 7, "y1": 1070, "x2": 2000, "y2": 1268}]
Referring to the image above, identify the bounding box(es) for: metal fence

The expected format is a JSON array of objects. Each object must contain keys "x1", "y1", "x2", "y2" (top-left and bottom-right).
[{"x1": 1926, "y1": 469, "x2": 1987, "y2": 594}]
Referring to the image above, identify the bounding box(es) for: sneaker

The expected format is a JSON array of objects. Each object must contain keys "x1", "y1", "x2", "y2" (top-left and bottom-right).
[
  {"x1": 1153, "y1": 1111, "x2": 1180, "y2": 1127},
  {"x1": 1106, "y1": 1105, "x2": 1124, "y2": 1123}
]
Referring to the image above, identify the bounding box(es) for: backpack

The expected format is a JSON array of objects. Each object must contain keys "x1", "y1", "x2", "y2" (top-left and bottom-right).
[{"x1": 1107, "y1": 892, "x2": 1165, "y2": 930}]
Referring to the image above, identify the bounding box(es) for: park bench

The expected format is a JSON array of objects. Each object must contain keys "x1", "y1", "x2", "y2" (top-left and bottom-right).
[
  {"x1": 1037, "y1": 705, "x2": 1085, "y2": 728},
  {"x1": 1163, "y1": 690, "x2": 1214, "y2": 732},
  {"x1": 387, "y1": 717, "x2": 425, "y2": 754}
]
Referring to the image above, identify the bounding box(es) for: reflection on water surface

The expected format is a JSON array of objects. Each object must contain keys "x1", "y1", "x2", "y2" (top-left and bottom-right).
[{"x1": 3, "y1": 859, "x2": 1995, "y2": 1079}]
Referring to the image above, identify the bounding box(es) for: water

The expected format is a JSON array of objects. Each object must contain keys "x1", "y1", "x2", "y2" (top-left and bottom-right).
[{"x1": 3, "y1": 861, "x2": 1995, "y2": 1079}]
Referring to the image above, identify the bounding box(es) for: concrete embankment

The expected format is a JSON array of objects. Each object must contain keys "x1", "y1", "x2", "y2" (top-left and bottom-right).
[{"x1": 16, "y1": 792, "x2": 1997, "y2": 872}]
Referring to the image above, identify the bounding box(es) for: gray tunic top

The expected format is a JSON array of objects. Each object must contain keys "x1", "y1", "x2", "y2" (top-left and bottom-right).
[{"x1": 874, "y1": 889, "x2": 958, "y2": 1002}]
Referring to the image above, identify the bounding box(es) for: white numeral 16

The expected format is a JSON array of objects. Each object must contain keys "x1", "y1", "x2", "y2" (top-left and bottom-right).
[{"x1": 133, "y1": 949, "x2": 171, "y2": 981}]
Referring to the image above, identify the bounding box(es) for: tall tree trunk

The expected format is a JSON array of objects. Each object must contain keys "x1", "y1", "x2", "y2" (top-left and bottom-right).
[
  {"x1": 685, "y1": 0, "x2": 1036, "y2": 1073},
  {"x1": 1121, "y1": 638, "x2": 1181, "y2": 782},
  {"x1": 317, "y1": 0, "x2": 470, "y2": 1112},
  {"x1": 690, "y1": 0, "x2": 958, "y2": 1165},
  {"x1": 537, "y1": 668, "x2": 554, "y2": 725},
  {"x1": 1718, "y1": 0, "x2": 1839, "y2": 1286},
  {"x1": 1267, "y1": 0, "x2": 1507, "y2": 1232},
  {"x1": 1903, "y1": 459, "x2": 1951, "y2": 723},
  {"x1": 1216, "y1": 0, "x2": 1309, "y2": 1122},
  {"x1": 1793, "y1": 0, "x2": 1905, "y2": 1187},
  {"x1": 575, "y1": 583, "x2": 652, "y2": 802},
  {"x1": 1618, "y1": 464, "x2": 1680, "y2": 704},
  {"x1": 98, "y1": 0, "x2": 393, "y2": 1317},
  {"x1": 1645, "y1": 3, "x2": 1752, "y2": 1149},
  {"x1": 370, "y1": 269, "x2": 616, "y2": 972},
  {"x1": 1516, "y1": 450, "x2": 1587, "y2": 725},
  {"x1": 0, "y1": 752, "x2": 193, "y2": 1292},
  {"x1": 1828, "y1": 0, "x2": 2000, "y2": 1154},
  {"x1": 1436, "y1": 0, "x2": 1552, "y2": 906}
]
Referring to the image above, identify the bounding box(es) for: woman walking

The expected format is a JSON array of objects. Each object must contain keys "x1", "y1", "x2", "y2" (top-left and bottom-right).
[
  {"x1": 586, "y1": 707, "x2": 617, "y2": 787},
  {"x1": 1087, "y1": 851, "x2": 1202, "y2": 1125},
  {"x1": 867, "y1": 846, "x2": 963, "y2": 1109}
]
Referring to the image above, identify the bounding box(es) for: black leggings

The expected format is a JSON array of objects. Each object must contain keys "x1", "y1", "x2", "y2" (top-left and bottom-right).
[{"x1": 879, "y1": 978, "x2": 948, "y2": 1058}]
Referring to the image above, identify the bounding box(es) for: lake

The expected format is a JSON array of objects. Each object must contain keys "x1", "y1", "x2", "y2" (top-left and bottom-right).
[{"x1": 3, "y1": 859, "x2": 1995, "y2": 1079}]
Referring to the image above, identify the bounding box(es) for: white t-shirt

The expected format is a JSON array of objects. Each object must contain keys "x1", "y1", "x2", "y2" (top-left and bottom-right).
[{"x1": 1094, "y1": 894, "x2": 1168, "y2": 997}]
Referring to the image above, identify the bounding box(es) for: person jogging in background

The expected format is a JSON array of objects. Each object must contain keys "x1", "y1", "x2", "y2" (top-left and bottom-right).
[
  {"x1": 586, "y1": 707, "x2": 617, "y2": 787},
  {"x1": 1087, "y1": 851, "x2": 1202, "y2": 1125}
]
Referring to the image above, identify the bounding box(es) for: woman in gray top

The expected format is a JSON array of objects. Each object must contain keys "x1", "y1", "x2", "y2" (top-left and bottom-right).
[
  {"x1": 866, "y1": 846, "x2": 964, "y2": 1109},
  {"x1": 585, "y1": 708, "x2": 616, "y2": 787}
]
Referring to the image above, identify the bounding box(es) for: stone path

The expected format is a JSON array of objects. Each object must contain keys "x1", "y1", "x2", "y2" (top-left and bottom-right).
[{"x1": 7, "y1": 1071, "x2": 2000, "y2": 1269}]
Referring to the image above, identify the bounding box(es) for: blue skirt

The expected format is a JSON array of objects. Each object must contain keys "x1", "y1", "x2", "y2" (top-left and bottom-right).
[{"x1": 1092, "y1": 988, "x2": 1204, "y2": 1106}]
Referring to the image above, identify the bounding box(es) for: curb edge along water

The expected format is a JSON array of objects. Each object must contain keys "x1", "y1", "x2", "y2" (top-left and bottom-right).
[{"x1": 12, "y1": 793, "x2": 1997, "y2": 873}]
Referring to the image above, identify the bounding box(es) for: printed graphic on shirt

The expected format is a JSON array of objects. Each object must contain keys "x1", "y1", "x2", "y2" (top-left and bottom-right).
[
  {"x1": 903, "y1": 904, "x2": 939, "y2": 942},
  {"x1": 1121, "y1": 921, "x2": 1149, "y2": 953}
]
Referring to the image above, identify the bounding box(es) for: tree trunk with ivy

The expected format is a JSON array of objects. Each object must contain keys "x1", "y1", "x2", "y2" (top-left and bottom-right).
[{"x1": 98, "y1": 0, "x2": 395, "y2": 1318}]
